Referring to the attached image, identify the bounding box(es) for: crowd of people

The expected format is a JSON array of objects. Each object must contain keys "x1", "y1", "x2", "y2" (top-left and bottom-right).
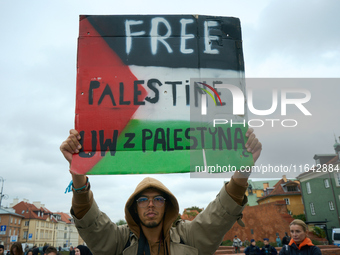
[
  {"x1": 0, "y1": 243, "x2": 92, "y2": 255},
  {"x1": 231, "y1": 219, "x2": 321, "y2": 255}
]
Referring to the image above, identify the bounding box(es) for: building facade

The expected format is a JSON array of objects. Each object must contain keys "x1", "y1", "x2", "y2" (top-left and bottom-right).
[
  {"x1": 297, "y1": 150, "x2": 340, "y2": 243},
  {"x1": 0, "y1": 208, "x2": 24, "y2": 250},
  {"x1": 53, "y1": 212, "x2": 79, "y2": 248},
  {"x1": 246, "y1": 180, "x2": 278, "y2": 206},
  {"x1": 256, "y1": 176, "x2": 304, "y2": 216},
  {"x1": 10, "y1": 199, "x2": 81, "y2": 248}
]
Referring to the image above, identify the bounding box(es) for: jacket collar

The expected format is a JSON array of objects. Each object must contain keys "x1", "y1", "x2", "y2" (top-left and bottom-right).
[{"x1": 289, "y1": 237, "x2": 314, "y2": 250}]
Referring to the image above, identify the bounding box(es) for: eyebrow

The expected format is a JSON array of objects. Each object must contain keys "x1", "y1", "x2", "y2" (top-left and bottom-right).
[{"x1": 139, "y1": 195, "x2": 163, "y2": 198}]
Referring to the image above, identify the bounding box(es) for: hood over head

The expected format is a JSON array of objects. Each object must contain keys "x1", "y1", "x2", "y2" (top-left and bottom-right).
[{"x1": 125, "y1": 177, "x2": 179, "y2": 239}]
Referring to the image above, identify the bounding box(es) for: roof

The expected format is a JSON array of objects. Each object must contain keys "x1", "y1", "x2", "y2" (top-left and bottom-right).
[
  {"x1": 247, "y1": 179, "x2": 279, "y2": 190},
  {"x1": 54, "y1": 212, "x2": 72, "y2": 224},
  {"x1": 257, "y1": 178, "x2": 301, "y2": 202},
  {"x1": 12, "y1": 201, "x2": 57, "y2": 222},
  {"x1": 0, "y1": 208, "x2": 25, "y2": 218},
  {"x1": 297, "y1": 154, "x2": 339, "y2": 179}
]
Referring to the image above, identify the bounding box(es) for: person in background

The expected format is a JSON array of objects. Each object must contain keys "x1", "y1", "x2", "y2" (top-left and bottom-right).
[
  {"x1": 261, "y1": 238, "x2": 277, "y2": 255},
  {"x1": 24, "y1": 246, "x2": 29, "y2": 255},
  {"x1": 243, "y1": 237, "x2": 250, "y2": 248},
  {"x1": 74, "y1": 246, "x2": 92, "y2": 255},
  {"x1": 44, "y1": 247, "x2": 57, "y2": 255},
  {"x1": 0, "y1": 245, "x2": 4, "y2": 255},
  {"x1": 282, "y1": 232, "x2": 291, "y2": 246},
  {"x1": 279, "y1": 219, "x2": 321, "y2": 255},
  {"x1": 233, "y1": 235, "x2": 242, "y2": 253},
  {"x1": 69, "y1": 247, "x2": 75, "y2": 255},
  {"x1": 244, "y1": 239, "x2": 261, "y2": 255},
  {"x1": 10, "y1": 243, "x2": 23, "y2": 255},
  {"x1": 31, "y1": 246, "x2": 38, "y2": 255},
  {"x1": 26, "y1": 250, "x2": 33, "y2": 255},
  {"x1": 276, "y1": 235, "x2": 282, "y2": 247}
]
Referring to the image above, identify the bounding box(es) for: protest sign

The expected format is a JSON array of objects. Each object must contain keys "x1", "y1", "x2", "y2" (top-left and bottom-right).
[{"x1": 71, "y1": 15, "x2": 253, "y2": 175}]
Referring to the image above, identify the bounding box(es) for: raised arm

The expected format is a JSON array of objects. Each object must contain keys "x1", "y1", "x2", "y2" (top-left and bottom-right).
[
  {"x1": 225, "y1": 128, "x2": 262, "y2": 206},
  {"x1": 60, "y1": 129, "x2": 90, "y2": 218},
  {"x1": 60, "y1": 129, "x2": 87, "y2": 189}
]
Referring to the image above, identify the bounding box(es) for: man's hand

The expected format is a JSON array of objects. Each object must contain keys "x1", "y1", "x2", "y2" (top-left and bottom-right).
[
  {"x1": 60, "y1": 129, "x2": 82, "y2": 166},
  {"x1": 245, "y1": 128, "x2": 262, "y2": 163},
  {"x1": 60, "y1": 129, "x2": 87, "y2": 188}
]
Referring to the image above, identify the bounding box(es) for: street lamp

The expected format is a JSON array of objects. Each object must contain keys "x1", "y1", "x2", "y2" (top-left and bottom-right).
[{"x1": 0, "y1": 177, "x2": 9, "y2": 208}]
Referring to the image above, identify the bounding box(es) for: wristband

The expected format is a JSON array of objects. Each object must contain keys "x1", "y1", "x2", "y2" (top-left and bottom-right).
[
  {"x1": 72, "y1": 177, "x2": 89, "y2": 193},
  {"x1": 64, "y1": 177, "x2": 89, "y2": 194}
]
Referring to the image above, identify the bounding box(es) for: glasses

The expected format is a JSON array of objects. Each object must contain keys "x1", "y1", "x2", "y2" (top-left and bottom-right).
[{"x1": 136, "y1": 196, "x2": 166, "y2": 208}]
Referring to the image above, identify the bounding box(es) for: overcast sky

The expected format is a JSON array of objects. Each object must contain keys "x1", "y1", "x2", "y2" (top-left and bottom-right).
[{"x1": 1, "y1": 0, "x2": 339, "y2": 222}]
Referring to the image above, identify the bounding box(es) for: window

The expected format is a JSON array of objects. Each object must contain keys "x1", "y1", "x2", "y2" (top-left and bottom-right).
[
  {"x1": 10, "y1": 218, "x2": 13, "y2": 223},
  {"x1": 38, "y1": 212, "x2": 40, "y2": 217},
  {"x1": 41, "y1": 222, "x2": 44, "y2": 227},
  {"x1": 64, "y1": 233, "x2": 67, "y2": 239},
  {"x1": 287, "y1": 186, "x2": 298, "y2": 192},
  {"x1": 9, "y1": 229, "x2": 11, "y2": 236},
  {"x1": 37, "y1": 221, "x2": 39, "y2": 227},
  {"x1": 36, "y1": 231, "x2": 39, "y2": 240},
  {"x1": 284, "y1": 198, "x2": 290, "y2": 205},
  {"x1": 329, "y1": 201, "x2": 335, "y2": 210},
  {"x1": 335, "y1": 172, "x2": 340, "y2": 186},
  {"x1": 306, "y1": 182, "x2": 311, "y2": 194},
  {"x1": 310, "y1": 203, "x2": 315, "y2": 215},
  {"x1": 18, "y1": 219, "x2": 21, "y2": 224},
  {"x1": 324, "y1": 179, "x2": 330, "y2": 188},
  {"x1": 13, "y1": 230, "x2": 15, "y2": 235},
  {"x1": 23, "y1": 231, "x2": 28, "y2": 239},
  {"x1": 40, "y1": 231, "x2": 43, "y2": 239},
  {"x1": 15, "y1": 219, "x2": 17, "y2": 224},
  {"x1": 24, "y1": 221, "x2": 29, "y2": 226}
]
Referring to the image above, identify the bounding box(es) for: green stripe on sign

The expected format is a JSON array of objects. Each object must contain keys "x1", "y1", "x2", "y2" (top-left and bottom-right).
[{"x1": 86, "y1": 119, "x2": 253, "y2": 175}]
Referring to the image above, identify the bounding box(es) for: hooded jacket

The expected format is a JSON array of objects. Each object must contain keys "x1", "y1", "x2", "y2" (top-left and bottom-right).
[
  {"x1": 72, "y1": 177, "x2": 247, "y2": 255},
  {"x1": 278, "y1": 238, "x2": 321, "y2": 255}
]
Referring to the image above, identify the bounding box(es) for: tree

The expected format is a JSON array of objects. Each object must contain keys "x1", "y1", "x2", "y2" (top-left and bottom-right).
[
  {"x1": 185, "y1": 206, "x2": 203, "y2": 213},
  {"x1": 116, "y1": 219, "x2": 127, "y2": 226},
  {"x1": 292, "y1": 214, "x2": 306, "y2": 222},
  {"x1": 312, "y1": 226, "x2": 326, "y2": 238}
]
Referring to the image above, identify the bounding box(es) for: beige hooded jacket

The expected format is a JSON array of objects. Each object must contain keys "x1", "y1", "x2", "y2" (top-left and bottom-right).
[{"x1": 72, "y1": 177, "x2": 247, "y2": 255}]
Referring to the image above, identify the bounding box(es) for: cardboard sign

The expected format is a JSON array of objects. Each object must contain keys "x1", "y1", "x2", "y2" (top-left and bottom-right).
[{"x1": 71, "y1": 15, "x2": 253, "y2": 175}]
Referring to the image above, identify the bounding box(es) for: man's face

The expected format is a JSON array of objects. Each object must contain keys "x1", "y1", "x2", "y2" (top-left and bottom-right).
[
  {"x1": 137, "y1": 189, "x2": 166, "y2": 228},
  {"x1": 0, "y1": 248, "x2": 4, "y2": 255},
  {"x1": 264, "y1": 240, "x2": 269, "y2": 246}
]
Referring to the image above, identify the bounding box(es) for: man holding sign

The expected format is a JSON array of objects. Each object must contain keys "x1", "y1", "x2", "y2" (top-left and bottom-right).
[{"x1": 60, "y1": 128, "x2": 261, "y2": 255}]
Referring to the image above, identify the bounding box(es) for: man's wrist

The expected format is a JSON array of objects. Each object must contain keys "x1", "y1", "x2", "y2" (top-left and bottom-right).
[{"x1": 72, "y1": 173, "x2": 88, "y2": 189}]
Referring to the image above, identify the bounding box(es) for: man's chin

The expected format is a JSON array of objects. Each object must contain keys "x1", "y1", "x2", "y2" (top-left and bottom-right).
[{"x1": 141, "y1": 220, "x2": 162, "y2": 228}]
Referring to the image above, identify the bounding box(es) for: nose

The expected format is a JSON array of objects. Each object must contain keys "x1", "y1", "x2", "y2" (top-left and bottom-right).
[{"x1": 147, "y1": 199, "x2": 155, "y2": 207}]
